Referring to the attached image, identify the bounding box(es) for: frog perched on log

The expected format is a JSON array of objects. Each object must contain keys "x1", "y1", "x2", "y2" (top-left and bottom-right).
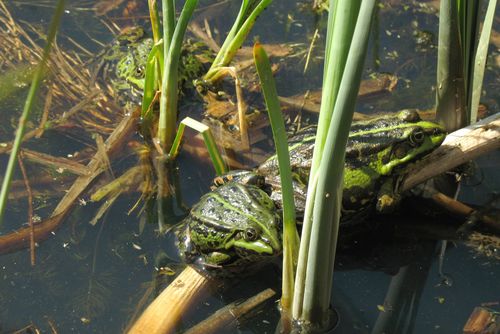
[{"x1": 174, "y1": 110, "x2": 446, "y2": 275}]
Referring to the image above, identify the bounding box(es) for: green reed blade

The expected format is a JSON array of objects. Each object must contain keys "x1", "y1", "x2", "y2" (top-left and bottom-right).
[
  {"x1": 169, "y1": 117, "x2": 228, "y2": 175},
  {"x1": 254, "y1": 42, "x2": 299, "y2": 312},
  {"x1": 148, "y1": 0, "x2": 162, "y2": 43},
  {"x1": 469, "y1": 0, "x2": 497, "y2": 123},
  {"x1": 206, "y1": 0, "x2": 252, "y2": 79},
  {"x1": 158, "y1": 0, "x2": 198, "y2": 151},
  {"x1": 0, "y1": 0, "x2": 66, "y2": 227},
  {"x1": 163, "y1": 0, "x2": 175, "y2": 54},
  {"x1": 205, "y1": 0, "x2": 272, "y2": 82},
  {"x1": 292, "y1": 0, "x2": 360, "y2": 320},
  {"x1": 290, "y1": 0, "x2": 375, "y2": 326},
  {"x1": 436, "y1": 0, "x2": 467, "y2": 131},
  {"x1": 141, "y1": 41, "x2": 163, "y2": 122}
]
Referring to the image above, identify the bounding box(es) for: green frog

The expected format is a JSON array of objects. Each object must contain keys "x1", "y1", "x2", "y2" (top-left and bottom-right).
[
  {"x1": 175, "y1": 110, "x2": 446, "y2": 273},
  {"x1": 99, "y1": 27, "x2": 152, "y2": 106},
  {"x1": 259, "y1": 109, "x2": 446, "y2": 221},
  {"x1": 174, "y1": 181, "x2": 282, "y2": 274},
  {"x1": 100, "y1": 27, "x2": 209, "y2": 108}
]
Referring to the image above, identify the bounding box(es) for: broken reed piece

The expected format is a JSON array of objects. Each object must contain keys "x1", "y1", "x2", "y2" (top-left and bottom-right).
[
  {"x1": 184, "y1": 288, "x2": 276, "y2": 334},
  {"x1": 126, "y1": 266, "x2": 211, "y2": 334},
  {"x1": 430, "y1": 191, "x2": 500, "y2": 233},
  {"x1": 463, "y1": 306, "x2": 500, "y2": 334}
]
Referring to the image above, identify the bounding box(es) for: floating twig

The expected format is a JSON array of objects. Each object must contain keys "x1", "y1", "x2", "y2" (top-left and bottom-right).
[
  {"x1": 17, "y1": 152, "x2": 36, "y2": 266},
  {"x1": 184, "y1": 288, "x2": 276, "y2": 334}
]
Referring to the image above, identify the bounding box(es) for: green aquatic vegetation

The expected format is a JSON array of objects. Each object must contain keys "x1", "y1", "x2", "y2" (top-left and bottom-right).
[
  {"x1": 254, "y1": 43, "x2": 299, "y2": 312},
  {"x1": 0, "y1": 64, "x2": 36, "y2": 103},
  {"x1": 203, "y1": 0, "x2": 272, "y2": 83},
  {"x1": 292, "y1": 0, "x2": 376, "y2": 328},
  {"x1": 158, "y1": 0, "x2": 198, "y2": 151},
  {"x1": 436, "y1": 0, "x2": 498, "y2": 129},
  {"x1": 0, "y1": 0, "x2": 66, "y2": 228},
  {"x1": 169, "y1": 117, "x2": 228, "y2": 176}
]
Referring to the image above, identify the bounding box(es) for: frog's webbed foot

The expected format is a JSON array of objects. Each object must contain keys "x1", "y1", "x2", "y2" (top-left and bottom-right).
[{"x1": 376, "y1": 178, "x2": 401, "y2": 213}]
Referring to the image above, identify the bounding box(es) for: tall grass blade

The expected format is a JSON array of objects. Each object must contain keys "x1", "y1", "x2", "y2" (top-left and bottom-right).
[
  {"x1": 0, "y1": 0, "x2": 66, "y2": 227},
  {"x1": 148, "y1": 0, "x2": 162, "y2": 43},
  {"x1": 292, "y1": 0, "x2": 360, "y2": 319},
  {"x1": 205, "y1": 0, "x2": 252, "y2": 80},
  {"x1": 205, "y1": 0, "x2": 272, "y2": 82},
  {"x1": 163, "y1": 0, "x2": 175, "y2": 54},
  {"x1": 158, "y1": 0, "x2": 198, "y2": 151},
  {"x1": 169, "y1": 117, "x2": 228, "y2": 175},
  {"x1": 302, "y1": 0, "x2": 375, "y2": 323},
  {"x1": 436, "y1": 0, "x2": 466, "y2": 131},
  {"x1": 469, "y1": 0, "x2": 497, "y2": 123},
  {"x1": 254, "y1": 43, "x2": 299, "y2": 312}
]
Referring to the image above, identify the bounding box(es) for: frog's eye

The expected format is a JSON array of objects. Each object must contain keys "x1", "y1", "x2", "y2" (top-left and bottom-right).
[
  {"x1": 135, "y1": 66, "x2": 145, "y2": 78},
  {"x1": 409, "y1": 128, "x2": 425, "y2": 146},
  {"x1": 244, "y1": 228, "x2": 258, "y2": 241}
]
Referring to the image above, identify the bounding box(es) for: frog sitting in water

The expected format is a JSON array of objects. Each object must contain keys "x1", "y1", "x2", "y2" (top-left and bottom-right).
[
  {"x1": 100, "y1": 26, "x2": 209, "y2": 107},
  {"x1": 174, "y1": 110, "x2": 446, "y2": 274}
]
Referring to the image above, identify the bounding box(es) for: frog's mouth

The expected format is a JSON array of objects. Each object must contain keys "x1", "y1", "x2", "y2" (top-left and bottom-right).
[{"x1": 234, "y1": 239, "x2": 280, "y2": 256}]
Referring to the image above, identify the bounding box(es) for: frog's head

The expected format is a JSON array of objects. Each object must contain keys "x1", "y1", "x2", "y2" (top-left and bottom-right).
[
  {"x1": 348, "y1": 109, "x2": 446, "y2": 175},
  {"x1": 102, "y1": 27, "x2": 152, "y2": 103},
  {"x1": 178, "y1": 182, "x2": 281, "y2": 273}
]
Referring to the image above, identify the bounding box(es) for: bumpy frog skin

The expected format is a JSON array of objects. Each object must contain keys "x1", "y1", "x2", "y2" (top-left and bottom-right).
[
  {"x1": 101, "y1": 27, "x2": 152, "y2": 105},
  {"x1": 175, "y1": 182, "x2": 281, "y2": 274},
  {"x1": 101, "y1": 27, "x2": 209, "y2": 108},
  {"x1": 260, "y1": 109, "x2": 446, "y2": 218}
]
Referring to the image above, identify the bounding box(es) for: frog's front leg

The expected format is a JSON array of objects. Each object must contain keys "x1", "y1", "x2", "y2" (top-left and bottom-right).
[
  {"x1": 201, "y1": 251, "x2": 232, "y2": 268},
  {"x1": 376, "y1": 178, "x2": 401, "y2": 213}
]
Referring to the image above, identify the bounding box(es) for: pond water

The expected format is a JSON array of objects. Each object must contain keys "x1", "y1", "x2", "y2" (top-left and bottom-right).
[{"x1": 0, "y1": 1, "x2": 499, "y2": 333}]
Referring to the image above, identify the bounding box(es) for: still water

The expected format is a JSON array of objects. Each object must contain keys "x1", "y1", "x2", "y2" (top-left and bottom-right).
[{"x1": 0, "y1": 1, "x2": 499, "y2": 333}]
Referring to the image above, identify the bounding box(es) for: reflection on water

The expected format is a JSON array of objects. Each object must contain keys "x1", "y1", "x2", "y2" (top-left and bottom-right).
[{"x1": 0, "y1": 1, "x2": 499, "y2": 333}]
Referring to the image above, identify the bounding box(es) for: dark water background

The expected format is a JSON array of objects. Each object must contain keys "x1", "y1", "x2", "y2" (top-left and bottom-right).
[{"x1": 0, "y1": 1, "x2": 499, "y2": 333}]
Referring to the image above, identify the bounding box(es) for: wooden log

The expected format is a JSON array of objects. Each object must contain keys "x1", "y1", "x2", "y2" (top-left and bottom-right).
[
  {"x1": 463, "y1": 306, "x2": 500, "y2": 334},
  {"x1": 126, "y1": 266, "x2": 211, "y2": 334}
]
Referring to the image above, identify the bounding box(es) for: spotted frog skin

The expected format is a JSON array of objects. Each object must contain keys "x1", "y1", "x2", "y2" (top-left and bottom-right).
[
  {"x1": 100, "y1": 27, "x2": 209, "y2": 108},
  {"x1": 175, "y1": 182, "x2": 281, "y2": 274},
  {"x1": 98, "y1": 27, "x2": 152, "y2": 106},
  {"x1": 259, "y1": 109, "x2": 446, "y2": 221},
  {"x1": 175, "y1": 109, "x2": 446, "y2": 273}
]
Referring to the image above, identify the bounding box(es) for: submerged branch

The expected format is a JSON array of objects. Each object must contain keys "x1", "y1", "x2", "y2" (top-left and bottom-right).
[
  {"x1": 184, "y1": 288, "x2": 276, "y2": 334},
  {"x1": 0, "y1": 108, "x2": 139, "y2": 255}
]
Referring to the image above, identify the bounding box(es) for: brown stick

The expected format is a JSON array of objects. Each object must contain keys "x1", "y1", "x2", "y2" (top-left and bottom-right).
[
  {"x1": 184, "y1": 288, "x2": 276, "y2": 334},
  {"x1": 20, "y1": 148, "x2": 89, "y2": 176},
  {"x1": 126, "y1": 266, "x2": 211, "y2": 334},
  {"x1": 17, "y1": 153, "x2": 35, "y2": 265},
  {"x1": 430, "y1": 192, "x2": 500, "y2": 232},
  {"x1": 400, "y1": 112, "x2": 500, "y2": 192},
  {"x1": 463, "y1": 307, "x2": 500, "y2": 334}
]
